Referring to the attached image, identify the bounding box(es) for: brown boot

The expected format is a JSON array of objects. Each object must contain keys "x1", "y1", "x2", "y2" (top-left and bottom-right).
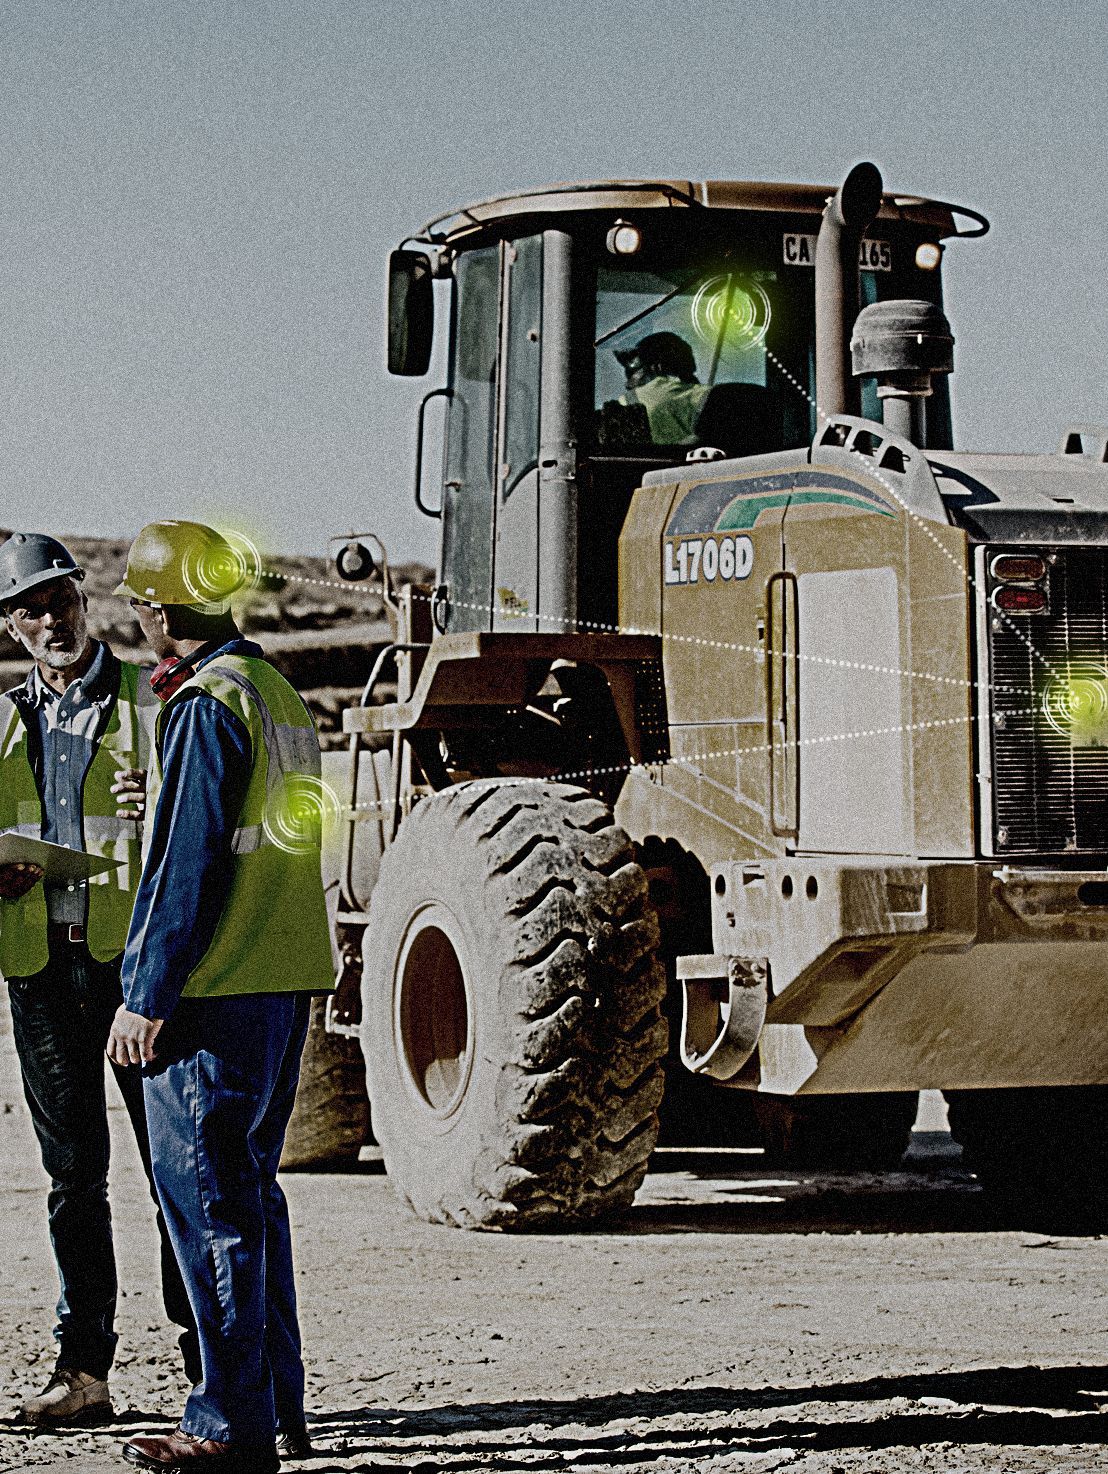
[
  {"x1": 20, "y1": 1367, "x2": 113, "y2": 1427},
  {"x1": 122, "y1": 1428, "x2": 280, "y2": 1473}
]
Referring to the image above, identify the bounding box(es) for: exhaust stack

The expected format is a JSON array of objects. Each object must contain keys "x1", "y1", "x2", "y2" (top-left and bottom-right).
[{"x1": 815, "y1": 162, "x2": 884, "y2": 420}]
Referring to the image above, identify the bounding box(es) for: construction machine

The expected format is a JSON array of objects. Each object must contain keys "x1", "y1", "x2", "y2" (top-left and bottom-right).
[{"x1": 320, "y1": 162, "x2": 1108, "y2": 1231}]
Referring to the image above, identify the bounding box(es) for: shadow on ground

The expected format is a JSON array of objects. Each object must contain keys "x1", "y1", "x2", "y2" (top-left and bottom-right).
[{"x1": 302, "y1": 1366, "x2": 1108, "y2": 1469}]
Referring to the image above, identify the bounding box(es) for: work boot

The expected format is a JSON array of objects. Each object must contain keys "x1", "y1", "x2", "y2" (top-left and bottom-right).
[
  {"x1": 20, "y1": 1366, "x2": 114, "y2": 1427},
  {"x1": 123, "y1": 1428, "x2": 280, "y2": 1472},
  {"x1": 276, "y1": 1423, "x2": 314, "y2": 1458}
]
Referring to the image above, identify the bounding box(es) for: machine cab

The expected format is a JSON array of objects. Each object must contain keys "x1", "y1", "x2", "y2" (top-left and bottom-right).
[{"x1": 389, "y1": 178, "x2": 965, "y2": 640}]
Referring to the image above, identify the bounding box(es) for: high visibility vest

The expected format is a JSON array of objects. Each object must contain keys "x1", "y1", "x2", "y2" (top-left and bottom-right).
[
  {"x1": 0, "y1": 659, "x2": 156, "y2": 978},
  {"x1": 621, "y1": 376, "x2": 710, "y2": 445},
  {"x1": 153, "y1": 653, "x2": 334, "y2": 1001}
]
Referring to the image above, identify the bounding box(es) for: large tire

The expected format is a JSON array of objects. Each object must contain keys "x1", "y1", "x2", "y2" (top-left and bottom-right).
[
  {"x1": 946, "y1": 1086, "x2": 1108, "y2": 1234},
  {"x1": 753, "y1": 1091, "x2": 918, "y2": 1171},
  {"x1": 281, "y1": 996, "x2": 371, "y2": 1170},
  {"x1": 362, "y1": 780, "x2": 668, "y2": 1229}
]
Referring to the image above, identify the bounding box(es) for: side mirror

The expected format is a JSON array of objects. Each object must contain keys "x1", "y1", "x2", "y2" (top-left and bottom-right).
[{"x1": 387, "y1": 250, "x2": 434, "y2": 376}]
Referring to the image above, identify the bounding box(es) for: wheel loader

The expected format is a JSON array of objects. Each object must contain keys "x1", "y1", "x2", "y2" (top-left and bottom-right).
[{"x1": 318, "y1": 162, "x2": 1108, "y2": 1231}]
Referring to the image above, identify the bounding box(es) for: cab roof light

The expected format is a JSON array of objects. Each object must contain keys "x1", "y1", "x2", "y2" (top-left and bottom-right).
[
  {"x1": 991, "y1": 553, "x2": 1047, "y2": 584},
  {"x1": 606, "y1": 219, "x2": 642, "y2": 256}
]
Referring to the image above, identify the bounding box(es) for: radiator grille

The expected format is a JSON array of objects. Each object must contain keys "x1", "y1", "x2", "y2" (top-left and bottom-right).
[{"x1": 987, "y1": 546, "x2": 1108, "y2": 854}]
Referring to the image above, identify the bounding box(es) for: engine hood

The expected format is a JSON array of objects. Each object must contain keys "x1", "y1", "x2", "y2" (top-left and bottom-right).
[{"x1": 929, "y1": 450, "x2": 1108, "y2": 543}]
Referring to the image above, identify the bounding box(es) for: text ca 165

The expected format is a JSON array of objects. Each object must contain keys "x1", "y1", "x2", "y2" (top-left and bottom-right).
[{"x1": 665, "y1": 535, "x2": 754, "y2": 586}]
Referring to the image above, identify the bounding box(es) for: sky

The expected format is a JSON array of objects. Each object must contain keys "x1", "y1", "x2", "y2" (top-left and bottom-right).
[{"x1": 0, "y1": 0, "x2": 1105, "y2": 567}]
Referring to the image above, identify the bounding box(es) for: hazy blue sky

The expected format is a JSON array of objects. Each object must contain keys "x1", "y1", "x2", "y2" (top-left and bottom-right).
[{"x1": 1, "y1": 0, "x2": 1105, "y2": 564}]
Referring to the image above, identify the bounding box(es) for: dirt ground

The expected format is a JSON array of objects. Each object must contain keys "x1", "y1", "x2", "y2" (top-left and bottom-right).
[{"x1": 0, "y1": 1009, "x2": 1105, "y2": 1473}]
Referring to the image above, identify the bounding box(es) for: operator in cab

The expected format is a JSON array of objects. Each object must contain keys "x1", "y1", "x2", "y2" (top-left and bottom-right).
[{"x1": 615, "y1": 330, "x2": 711, "y2": 446}]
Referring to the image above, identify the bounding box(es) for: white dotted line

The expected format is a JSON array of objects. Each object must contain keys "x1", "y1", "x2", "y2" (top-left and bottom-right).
[
  {"x1": 259, "y1": 566, "x2": 1037, "y2": 702},
  {"x1": 260, "y1": 346, "x2": 1065, "y2": 700},
  {"x1": 763, "y1": 343, "x2": 1054, "y2": 678},
  {"x1": 345, "y1": 703, "x2": 1037, "y2": 819}
]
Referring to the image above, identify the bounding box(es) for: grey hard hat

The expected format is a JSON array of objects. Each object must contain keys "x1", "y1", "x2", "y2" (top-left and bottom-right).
[{"x1": 0, "y1": 533, "x2": 84, "y2": 609}]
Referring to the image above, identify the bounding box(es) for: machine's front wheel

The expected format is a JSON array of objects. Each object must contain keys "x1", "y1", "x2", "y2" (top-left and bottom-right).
[
  {"x1": 946, "y1": 1086, "x2": 1108, "y2": 1233},
  {"x1": 361, "y1": 780, "x2": 668, "y2": 1229}
]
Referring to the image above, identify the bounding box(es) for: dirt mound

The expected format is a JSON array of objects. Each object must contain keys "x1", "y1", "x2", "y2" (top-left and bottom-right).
[{"x1": 0, "y1": 533, "x2": 431, "y2": 740}]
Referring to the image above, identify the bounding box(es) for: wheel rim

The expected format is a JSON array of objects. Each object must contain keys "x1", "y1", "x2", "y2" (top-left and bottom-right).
[{"x1": 395, "y1": 905, "x2": 473, "y2": 1117}]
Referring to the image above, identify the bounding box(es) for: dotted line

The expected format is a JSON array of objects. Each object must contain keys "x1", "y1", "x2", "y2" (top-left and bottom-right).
[
  {"x1": 762, "y1": 343, "x2": 1054, "y2": 678},
  {"x1": 260, "y1": 348, "x2": 1065, "y2": 698},
  {"x1": 344, "y1": 703, "x2": 1033, "y2": 820},
  {"x1": 258, "y1": 566, "x2": 1038, "y2": 703}
]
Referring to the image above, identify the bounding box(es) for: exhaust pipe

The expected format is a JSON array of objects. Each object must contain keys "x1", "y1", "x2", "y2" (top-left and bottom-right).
[{"x1": 815, "y1": 162, "x2": 884, "y2": 421}]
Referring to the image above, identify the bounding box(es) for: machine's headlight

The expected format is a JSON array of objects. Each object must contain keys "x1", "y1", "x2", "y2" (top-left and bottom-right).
[{"x1": 606, "y1": 220, "x2": 642, "y2": 256}]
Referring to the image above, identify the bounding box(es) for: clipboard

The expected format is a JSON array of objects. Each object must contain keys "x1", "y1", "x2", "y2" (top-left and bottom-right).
[{"x1": 0, "y1": 833, "x2": 123, "y2": 884}]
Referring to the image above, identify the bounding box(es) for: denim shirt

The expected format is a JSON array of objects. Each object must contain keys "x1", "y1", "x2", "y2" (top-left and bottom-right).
[{"x1": 27, "y1": 641, "x2": 115, "y2": 924}]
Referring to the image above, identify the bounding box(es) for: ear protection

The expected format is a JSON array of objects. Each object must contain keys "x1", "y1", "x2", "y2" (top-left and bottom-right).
[
  {"x1": 150, "y1": 654, "x2": 197, "y2": 701},
  {"x1": 149, "y1": 641, "x2": 224, "y2": 702}
]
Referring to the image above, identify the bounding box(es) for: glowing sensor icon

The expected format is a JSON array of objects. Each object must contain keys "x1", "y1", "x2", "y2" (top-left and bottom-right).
[
  {"x1": 182, "y1": 530, "x2": 262, "y2": 610},
  {"x1": 264, "y1": 775, "x2": 343, "y2": 854},
  {"x1": 690, "y1": 275, "x2": 772, "y2": 362},
  {"x1": 1042, "y1": 663, "x2": 1108, "y2": 747}
]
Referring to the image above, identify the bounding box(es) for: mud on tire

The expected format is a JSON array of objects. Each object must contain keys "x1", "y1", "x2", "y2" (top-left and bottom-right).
[
  {"x1": 362, "y1": 780, "x2": 668, "y2": 1229},
  {"x1": 281, "y1": 996, "x2": 371, "y2": 1170}
]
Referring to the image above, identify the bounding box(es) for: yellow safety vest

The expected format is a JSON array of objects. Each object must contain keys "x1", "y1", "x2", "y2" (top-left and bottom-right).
[
  {"x1": 152, "y1": 653, "x2": 334, "y2": 1000},
  {"x1": 0, "y1": 659, "x2": 156, "y2": 977},
  {"x1": 621, "y1": 375, "x2": 710, "y2": 445}
]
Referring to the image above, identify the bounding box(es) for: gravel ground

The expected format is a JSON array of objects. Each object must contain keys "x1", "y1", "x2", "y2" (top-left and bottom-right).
[{"x1": 1, "y1": 1008, "x2": 1105, "y2": 1473}]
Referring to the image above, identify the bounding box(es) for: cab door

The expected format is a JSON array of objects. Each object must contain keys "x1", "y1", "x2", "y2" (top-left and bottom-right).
[
  {"x1": 491, "y1": 235, "x2": 543, "y2": 631},
  {"x1": 439, "y1": 245, "x2": 500, "y2": 633}
]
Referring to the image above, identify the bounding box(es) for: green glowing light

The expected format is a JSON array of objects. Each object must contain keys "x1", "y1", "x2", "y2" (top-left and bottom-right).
[
  {"x1": 182, "y1": 529, "x2": 262, "y2": 608},
  {"x1": 689, "y1": 275, "x2": 772, "y2": 362},
  {"x1": 264, "y1": 775, "x2": 343, "y2": 854},
  {"x1": 1042, "y1": 664, "x2": 1108, "y2": 747}
]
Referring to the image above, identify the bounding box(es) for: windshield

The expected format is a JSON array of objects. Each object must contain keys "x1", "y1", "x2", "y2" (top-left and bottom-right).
[{"x1": 591, "y1": 214, "x2": 947, "y2": 458}]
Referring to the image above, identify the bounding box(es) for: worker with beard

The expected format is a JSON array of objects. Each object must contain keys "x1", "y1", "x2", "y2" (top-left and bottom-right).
[{"x1": 0, "y1": 533, "x2": 199, "y2": 1426}]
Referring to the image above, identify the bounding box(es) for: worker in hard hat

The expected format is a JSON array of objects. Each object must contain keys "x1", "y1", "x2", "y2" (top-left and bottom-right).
[
  {"x1": 615, "y1": 330, "x2": 711, "y2": 444},
  {"x1": 105, "y1": 521, "x2": 333, "y2": 1473},
  {"x1": 0, "y1": 532, "x2": 199, "y2": 1427}
]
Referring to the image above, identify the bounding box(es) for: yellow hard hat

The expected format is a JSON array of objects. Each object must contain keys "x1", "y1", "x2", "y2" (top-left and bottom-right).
[{"x1": 114, "y1": 520, "x2": 247, "y2": 608}]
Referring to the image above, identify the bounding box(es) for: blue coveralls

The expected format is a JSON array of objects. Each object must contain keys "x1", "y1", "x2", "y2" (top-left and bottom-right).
[{"x1": 120, "y1": 638, "x2": 312, "y2": 1448}]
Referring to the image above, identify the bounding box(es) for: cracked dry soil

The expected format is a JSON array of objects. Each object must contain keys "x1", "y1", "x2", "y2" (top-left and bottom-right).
[{"x1": 1, "y1": 1009, "x2": 1105, "y2": 1473}]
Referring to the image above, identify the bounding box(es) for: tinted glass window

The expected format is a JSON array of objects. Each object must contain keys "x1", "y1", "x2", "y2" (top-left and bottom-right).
[
  {"x1": 441, "y1": 244, "x2": 500, "y2": 631},
  {"x1": 591, "y1": 217, "x2": 947, "y2": 458},
  {"x1": 502, "y1": 234, "x2": 542, "y2": 499}
]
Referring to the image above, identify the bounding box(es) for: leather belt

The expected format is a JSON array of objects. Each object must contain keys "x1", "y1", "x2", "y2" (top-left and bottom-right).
[{"x1": 47, "y1": 922, "x2": 86, "y2": 944}]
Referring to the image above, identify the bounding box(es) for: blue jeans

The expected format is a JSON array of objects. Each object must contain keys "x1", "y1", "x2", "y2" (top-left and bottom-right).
[
  {"x1": 143, "y1": 991, "x2": 311, "y2": 1446},
  {"x1": 6, "y1": 945, "x2": 199, "y2": 1381}
]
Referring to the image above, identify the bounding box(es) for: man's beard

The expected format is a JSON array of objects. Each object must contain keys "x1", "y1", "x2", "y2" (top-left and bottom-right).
[{"x1": 25, "y1": 607, "x2": 89, "y2": 670}]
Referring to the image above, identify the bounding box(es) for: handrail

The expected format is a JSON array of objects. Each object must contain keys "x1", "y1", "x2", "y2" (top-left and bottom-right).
[
  {"x1": 765, "y1": 570, "x2": 800, "y2": 840},
  {"x1": 414, "y1": 387, "x2": 452, "y2": 518}
]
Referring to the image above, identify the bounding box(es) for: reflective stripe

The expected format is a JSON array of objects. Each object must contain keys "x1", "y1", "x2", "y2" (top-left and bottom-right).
[
  {"x1": 4, "y1": 822, "x2": 41, "y2": 839},
  {"x1": 231, "y1": 824, "x2": 265, "y2": 855},
  {"x1": 209, "y1": 666, "x2": 321, "y2": 783},
  {"x1": 83, "y1": 815, "x2": 140, "y2": 842},
  {"x1": 208, "y1": 670, "x2": 320, "y2": 856}
]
